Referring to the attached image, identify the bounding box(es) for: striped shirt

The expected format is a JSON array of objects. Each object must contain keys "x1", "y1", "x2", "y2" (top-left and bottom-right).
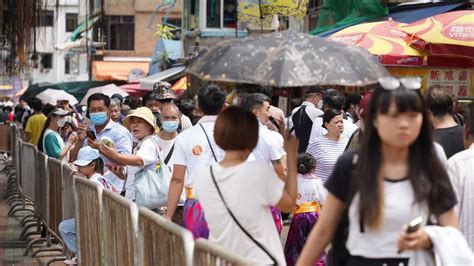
[
  {"x1": 306, "y1": 136, "x2": 349, "y2": 183},
  {"x1": 448, "y1": 144, "x2": 474, "y2": 250}
]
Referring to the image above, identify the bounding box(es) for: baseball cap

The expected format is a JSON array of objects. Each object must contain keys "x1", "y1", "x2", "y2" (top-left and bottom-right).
[
  {"x1": 46, "y1": 107, "x2": 69, "y2": 117},
  {"x1": 73, "y1": 146, "x2": 100, "y2": 166},
  {"x1": 305, "y1": 86, "x2": 324, "y2": 95}
]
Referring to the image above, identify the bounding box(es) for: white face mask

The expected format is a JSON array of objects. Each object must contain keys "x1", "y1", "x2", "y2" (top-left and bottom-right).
[
  {"x1": 316, "y1": 100, "x2": 323, "y2": 110},
  {"x1": 57, "y1": 117, "x2": 67, "y2": 128}
]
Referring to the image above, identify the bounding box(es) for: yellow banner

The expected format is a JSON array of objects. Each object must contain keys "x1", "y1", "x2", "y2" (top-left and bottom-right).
[{"x1": 261, "y1": 0, "x2": 309, "y2": 19}]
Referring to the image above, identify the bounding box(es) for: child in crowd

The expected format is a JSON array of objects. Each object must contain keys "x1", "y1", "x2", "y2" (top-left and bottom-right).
[
  {"x1": 59, "y1": 146, "x2": 118, "y2": 264},
  {"x1": 284, "y1": 153, "x2": 326, "y2": 266}
]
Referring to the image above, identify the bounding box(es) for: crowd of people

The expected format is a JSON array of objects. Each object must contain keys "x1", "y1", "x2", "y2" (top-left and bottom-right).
[{"x1": 3, "y1": 78, "x2": 473, "y2": 265}]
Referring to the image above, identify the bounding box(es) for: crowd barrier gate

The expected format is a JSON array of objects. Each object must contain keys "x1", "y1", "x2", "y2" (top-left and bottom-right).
[
  {"x1": 74, "y1": 176, "x2": 103, "y2": 265},
  {"x1": 102, "y1": 189, "x2": 139, "y2": 266},
  {"x1": 138, "y1": 207, "x2": 194, "y2": 266},
  {"x1": 0, "y1": 124, "x2": 11, "y2": 153},
  {"x1": 62, "y1": 164, "x2": 76, "y2": 220}
]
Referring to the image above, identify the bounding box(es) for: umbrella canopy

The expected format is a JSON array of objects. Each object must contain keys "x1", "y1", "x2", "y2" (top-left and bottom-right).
[
  {"x1": 171, "y1": 76, "x2": 187, "y2": 91},
  {"x1": 328, "y1": 20, "x2": 425, "y2": 66},
  {"x1": 399, "y1": 10, "x2": 474, "y2": 58},
  {"x1": 21, "y1": 81, "x2": 118, "y2": 103},
  {"x1": 36, "y1": 89, "x2": 79, "y2": 105},
  {"x1": 80, "y1": 84, "x2": 129, "y2": 105},
  {"x1": 187, "y1": 30, "x2": 388, "y2": 87}
]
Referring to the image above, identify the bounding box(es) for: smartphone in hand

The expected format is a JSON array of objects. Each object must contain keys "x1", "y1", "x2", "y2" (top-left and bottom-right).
[
  {"x1": 406, "y1": 216, "x2": 423, "y2": 233},
  {"x1": 86, "y1": 130, "x2": 96, "y2": 141}
]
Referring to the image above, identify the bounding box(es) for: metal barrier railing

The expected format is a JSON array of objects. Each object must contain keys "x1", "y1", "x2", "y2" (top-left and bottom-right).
[
  {"x1": 35, "y1": 152, "x2": 48, "y2": 221},
  {"x1": 138, "y1": 207, "x2": 194, "y2": 266},
  {"x1": 0, "y1": 124, "x2": 11, "y2": 153},
  {"x1": 61, "y1": 164, "x2": 76, "y2": 220},
  {"x1": 46, "y1": 158, "x2": 63, "y2": 234},
  {"x1": 20, "y1": 143, "x2": 38, "y2": 202},
  {"x1": 102, "y1": 189, "x2": 139, "y2": 265},
  {"x1": 4, "y1": 126, "x2": 254, "y2": 264},
  {"x1": 74, "y1": 176, "x2": 103, "y2": 265},
  {"x1": 193, "y1": 239, "x2": 254, "y2": 266}
]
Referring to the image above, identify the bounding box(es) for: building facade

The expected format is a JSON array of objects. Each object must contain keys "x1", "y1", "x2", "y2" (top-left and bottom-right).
[
  {"x1": 30, "y1": 0, "x2": 88, "y2": 84},
  {"x1": 92, "y1": 0, "x2": 183, "y2": 80}
]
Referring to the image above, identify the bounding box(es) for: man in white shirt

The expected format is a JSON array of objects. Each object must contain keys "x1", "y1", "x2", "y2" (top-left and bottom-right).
[
  {"x1": 240, "y1": 93, "x2": 286, "y2": 234},
  {"x1": 240, "y1": 93, "x2": 285, "y2": 172},
  {"x1": 289, "y1": 87, "x2": 324, "y2": 153},
  {"x1": 157, "y1": 103, "x2": 180, "y2": 167},
  {"x1": 309, "y1": 89, "x2": 358, "y2": 143},
  {"x1": 165, "y1": 84, "x2": 226, "y2": 239},
  {"x1": 448, "y1": 103, "x2": 474, "y2": 250}
]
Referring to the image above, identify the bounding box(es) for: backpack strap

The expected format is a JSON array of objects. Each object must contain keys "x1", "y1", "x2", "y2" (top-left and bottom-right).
[{"x1": 199, "y1": 123, "x2": 217, "y2": 162}]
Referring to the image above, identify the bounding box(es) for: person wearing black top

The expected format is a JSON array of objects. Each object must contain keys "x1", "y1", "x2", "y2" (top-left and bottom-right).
[
  {"x1": 425, "y1": 85, "x2": 464, "y2": 158},
  {"x1": 297, "y1": 77, "x2": 458, "y2": 266}
]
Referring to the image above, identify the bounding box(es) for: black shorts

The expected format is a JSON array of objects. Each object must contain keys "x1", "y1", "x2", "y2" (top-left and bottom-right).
[{"x1": 346, "y1": 256, "x2": 409, "y2": 266}]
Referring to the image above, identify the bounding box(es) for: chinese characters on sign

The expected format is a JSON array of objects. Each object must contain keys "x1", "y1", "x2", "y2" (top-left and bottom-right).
[{"x1": 427, "y1": 69, "x2": 472, "y2": 96}]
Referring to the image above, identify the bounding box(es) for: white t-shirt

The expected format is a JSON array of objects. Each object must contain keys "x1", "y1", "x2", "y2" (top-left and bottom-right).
[
  {"x1": 347, "y1": 180, "x2": 428, "y2": 259},
  {"x1": 157, "y1": 135, "x2": 176, "y2": 167},
  {"x1": 158, "y1": 135, "x2": 185, "y2": 204},
  {"x1": 309, "y1": 118, "x2": 358, "y2": 144},
  {"x1": 252, "y1": 124, "x2": 284, "y2": 164},
  {"x1": 194, "y1": 161, "x2": 286, "y2": 265},
  {"x1": 297, "y1": 173, "x2": 327, "y2": 204},
  {"x1": 124, "y1": 136, "x2": 160, "y2": 200},
  {"x1": 171, "y1": 116, "x2": 224, "y2": 187}
]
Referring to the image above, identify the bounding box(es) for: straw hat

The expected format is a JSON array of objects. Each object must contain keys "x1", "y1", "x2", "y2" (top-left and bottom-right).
[{"x1": 123, "y1": 107, "x2": 158, "y2": 132}]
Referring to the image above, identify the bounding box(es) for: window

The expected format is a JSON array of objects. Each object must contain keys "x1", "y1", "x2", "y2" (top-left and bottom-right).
[
  {"x1": 206, "y1": 0, "x2": 221, "y2": 28},
  {"x1": 38, "y1": 10, "x2": 54, "y2": 27},
  {"x1": 104, "y1": 16, "x2": 135, "y2": 50},
  {"x1": 40, "y1": 53, "x2": 53, "y2": 69},
  {"x1": 65, "y1": 57, "x2": 70, "y2": 74},
  {"x1": 206, "y1": 0, "x2": 237, "y2": 28},
  {"x1": 164, "y1": 18, "x2": 182, "y2": 28},
  {"x1": 66, "y1": 13, "x2": 78, "y2": 32},
  {"x1": 184, "y1": 0, "x2": 199, "y2": 31},
  {"x1": 223, "y1": 0, "x2": 237, "y2": 28}
]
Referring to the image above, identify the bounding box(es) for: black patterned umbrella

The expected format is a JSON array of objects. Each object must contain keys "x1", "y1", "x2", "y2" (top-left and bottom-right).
[{"x1": 187, "y1": 30, "x2": 389, "y2": 87}]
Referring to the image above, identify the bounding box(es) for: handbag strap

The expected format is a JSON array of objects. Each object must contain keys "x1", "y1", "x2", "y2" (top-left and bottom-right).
[
  {"x1": 164, "y1": 143, "x2": 175, "y2": 165},
  {"x1": 199, "y1": 123, "x2": 217, "y2": 162},
  {"x1": 209, "y1": 166, "x2": 278, "y2": 265}
]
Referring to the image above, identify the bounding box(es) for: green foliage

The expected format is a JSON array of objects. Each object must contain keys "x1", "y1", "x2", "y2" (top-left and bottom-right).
[{"x1": 155, "y1": 24, "x2": 175, "y2": 40}]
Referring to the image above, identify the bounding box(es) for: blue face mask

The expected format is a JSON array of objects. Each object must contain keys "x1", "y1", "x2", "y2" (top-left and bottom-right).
[
  {"x1": 89, "y1": 112, "x2": 108, "y2": 126},
  {"x1": 162, "y1": 121, "x2": 179, "y2": 132}
]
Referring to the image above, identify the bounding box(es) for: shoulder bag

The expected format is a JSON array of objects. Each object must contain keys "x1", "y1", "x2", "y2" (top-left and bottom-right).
[{"x1": 133, "y1": 136, "x2": 172, "y2": 209}]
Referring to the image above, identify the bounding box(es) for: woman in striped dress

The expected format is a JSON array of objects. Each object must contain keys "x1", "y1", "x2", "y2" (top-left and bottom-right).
[{"x1": 306, "y1": 109, "x2": 348, "y2": 183}]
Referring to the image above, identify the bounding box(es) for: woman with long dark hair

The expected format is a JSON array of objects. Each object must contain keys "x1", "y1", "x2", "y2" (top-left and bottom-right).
[
  {"x1": 297, "y1": 77, "x2": 458, "y2": 265},
  {"x1": 38, "y1": 107, "x2": 77, "y2": 161}
]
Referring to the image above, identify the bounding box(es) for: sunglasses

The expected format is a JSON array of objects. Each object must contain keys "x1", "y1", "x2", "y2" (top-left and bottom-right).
[{"x1": 378, "y1": 76, "x2": 422, "y2": 91}]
